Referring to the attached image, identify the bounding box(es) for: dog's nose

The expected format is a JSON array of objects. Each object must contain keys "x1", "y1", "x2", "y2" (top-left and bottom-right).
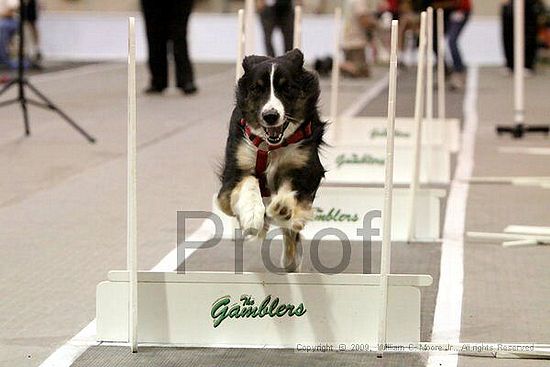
[{"x1": 262, "y1": 110, "x2": 280, "y2": 125}]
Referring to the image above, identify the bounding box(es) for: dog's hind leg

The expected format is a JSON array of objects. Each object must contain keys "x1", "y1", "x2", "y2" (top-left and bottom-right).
[
  {"x1": 230, "y1": 176, "x2": 266, "y2": 237},
  {"x1": 282, "y1": 229, "x2": 302, "y2": 273}
]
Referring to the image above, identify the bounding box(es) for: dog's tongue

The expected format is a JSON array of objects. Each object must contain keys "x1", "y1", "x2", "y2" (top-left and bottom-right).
[{"x1": 266, "y1": 125, "x2": 283, "y2": 138}]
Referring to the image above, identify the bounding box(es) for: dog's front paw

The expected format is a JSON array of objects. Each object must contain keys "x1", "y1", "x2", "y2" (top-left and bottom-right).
[
  {"x1": 267, "y1": 192, "x2": 307, "y2": 232},
  {"x1": 232, "y1": 177, "x2": 266, "y2": 238},
  {"x1": 238, "y1": 202, "x2": 266, "y2": 237}
]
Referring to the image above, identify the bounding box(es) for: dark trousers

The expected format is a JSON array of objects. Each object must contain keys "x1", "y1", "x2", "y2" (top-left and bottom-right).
[
  {"x1": 432, "y1": 10, "x2": 469, "y2": 73},
  {"x1": 502, "y1": 2, "x2": 538, "y2": 70},
  {"x1": 141, "y1": 0, "x2": 194, "y2": 90},
  {"x1": 447, "y1": 12, "x2": 469, "y2": 73},
  {"x1": 260, "y1": 6, "x2": 294, "y2": 57}
]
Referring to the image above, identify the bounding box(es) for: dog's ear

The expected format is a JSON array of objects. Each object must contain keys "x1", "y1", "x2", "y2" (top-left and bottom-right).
[
  {"x1": 284, "y1": 49, "x2": 304, "y2": 69},
  {"x1": 242, "y1": 55, "x2": 269, "y2": 73}
]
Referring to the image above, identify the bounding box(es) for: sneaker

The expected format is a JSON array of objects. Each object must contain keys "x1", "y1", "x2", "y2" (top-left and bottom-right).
[
  {"x1": 449, "y1": 72, "x2": 465, "y2": 91},
  {"x1": 499, "y1": 67, "x2": 513, "y2": 77},
  {"x1": 524, "y1": 68, "x2": 535, "y2": 78},
  {"x1": 31, "y1": 52, "x2": 43, "y2": 70}
]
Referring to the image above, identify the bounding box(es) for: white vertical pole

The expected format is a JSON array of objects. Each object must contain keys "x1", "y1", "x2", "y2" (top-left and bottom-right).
[
  {"x1": 127, "y1": 17, "x2": 138, "y2": 353},
  {"x1": 514, "y1": 0, "x2": 525, "y2": 125},
  {"x1": 244, "y1": 0, "x2": 255, "y2": 55},
  {"x1": 293, "y1": 5, "x2": 302, "y2": 50},
  {"x1": 330, "y1": 7, "x2": 342, "y2": 122},
  {"x1": 407, "y1": 12, "x2": 427, "y2": 242},
  {"x1": 378, "y1": 19, "x2": 399, "y2": 353},
  {"x1": 437, "y1": 8, "x2": 446, "y2": 120},
  {"x1": 426, "y1": 7, "x2": 434, "y2": 120},
  {"x1": 236, "y1": 9, "x2": 245, "y2": 84}
]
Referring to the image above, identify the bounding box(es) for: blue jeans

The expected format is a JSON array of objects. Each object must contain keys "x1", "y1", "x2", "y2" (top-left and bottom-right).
[
  {"x1": 447, "y1": 11, "x2": 470, "y2": 73},
  {"x1": 0, "y1": 17, "x2": 18, "y2": 67}
]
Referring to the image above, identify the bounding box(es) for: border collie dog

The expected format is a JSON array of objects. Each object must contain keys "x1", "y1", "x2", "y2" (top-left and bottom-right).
[{"x1": 217, "y1": 49, "x2": 326, "y2": 272}]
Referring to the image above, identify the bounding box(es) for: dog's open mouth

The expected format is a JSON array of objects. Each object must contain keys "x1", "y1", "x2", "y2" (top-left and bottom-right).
[{"x1": 263, "y1": 120, "x2": 290, "y2": 144}]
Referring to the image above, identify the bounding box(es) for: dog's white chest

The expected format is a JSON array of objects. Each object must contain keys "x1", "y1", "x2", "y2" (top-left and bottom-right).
[
  {"x1": 264, "y1": 146, "x2": 299, "y2": 186},
  {"x1": 238, "y1": 139, "x2": 307, "y2": 192}
]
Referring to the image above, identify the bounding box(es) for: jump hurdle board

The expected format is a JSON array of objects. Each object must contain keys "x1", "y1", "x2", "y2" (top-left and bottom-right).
[
  {"x1": 97, "y1": 271, "x2": 432, "y2": 346},
  {"x1": 322, "y1": 144, "x2": 451, "y2": 185},
  {"x1": 216, "y1": 186, "x2": 445, "y2": 242},
  {"x1": 327, "y1": 117, "x2": 461, "y2": 153}
]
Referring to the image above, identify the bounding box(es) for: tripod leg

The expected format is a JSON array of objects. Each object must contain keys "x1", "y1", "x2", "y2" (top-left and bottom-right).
[
  {"x1": 17, "y1": 77, "x2": 31, "y2": 135},
  {"x1": 20, "y1": 94, "x2": 30, "y2": 135},
  {"x1": 25, "y1": 81, "x2": 96, "y2": 143},
  {"x1": 0, "y1": 97, "x2": 19, "y2": 108}
]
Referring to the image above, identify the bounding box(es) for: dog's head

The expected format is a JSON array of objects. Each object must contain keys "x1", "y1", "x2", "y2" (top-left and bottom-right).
[{"x1": 237, "y1": 49, "x2": 320, "y2": 145}]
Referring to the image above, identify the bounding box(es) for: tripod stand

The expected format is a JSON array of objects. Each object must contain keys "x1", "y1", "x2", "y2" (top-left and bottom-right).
[
  {"x1": 496, "y1": 0, "x2": 549, "y2": 139},
  {"x1": 0, "y1": 0, "x2": 95, "y2": 143}
]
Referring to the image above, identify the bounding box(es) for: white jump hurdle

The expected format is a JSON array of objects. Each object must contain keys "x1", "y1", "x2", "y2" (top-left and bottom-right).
[
  {"x1": 235, "y1": 9, "x2": 245, "y2": 83},
  {"x1": 126, "y1": 17, "x2": 138, "y2": 352},
  {"x1": 215, "y1": 185, "x2": 444, "y2": 243},
  {"x1": 325, "y1": 7, "x2": 455, "y2": 189},
  {"x1": 244, "y1": 0, "x2": 255, "y2": 55},
  {"x1": 96, "y1": 18, "x2": 432, "y2": 351},
  {"x1": 293, "y1": 5, "x2": 302, "y2": 50},
  {"x1": 327, "y1": 10, "x2": 460, "y2": 156},
  {"x1": 322, "y1": 143, "x2": 450, "y2": 185},
  {"x1": 320, "y1": 11, "x2": 445, "y2": 242},
  {"x1": 327, "y1": 116, "x2": 460, "y2": 153}
]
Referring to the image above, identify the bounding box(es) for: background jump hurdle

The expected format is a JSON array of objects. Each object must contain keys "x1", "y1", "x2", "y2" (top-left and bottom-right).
[
  {"x1": 327, "y1": 9, "x2": 459, "y2": 152},
  {"x1": 322, "y1": 143, "x2": 451, "y2": 185},
  {"x1": 214, "y1": 186, "x2": 445, "y2": 243},
  {"x1": 324, "y1": 7, "x2": 455, "y2": 189},
  {"x1": 327, "y1": 116, "x2": 460, "y2": 153}
]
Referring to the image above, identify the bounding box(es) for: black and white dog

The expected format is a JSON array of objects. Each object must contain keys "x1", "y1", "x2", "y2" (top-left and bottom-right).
[{"x1": 217, "y1": 49, "x2": 326, "y2": 272}]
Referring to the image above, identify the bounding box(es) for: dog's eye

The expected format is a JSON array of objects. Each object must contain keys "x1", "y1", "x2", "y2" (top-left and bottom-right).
[
  {"x1": 278, "y1": 78, "x2": 297, "y2": 98},
  {"x1": 252, "y1": 80, "x2": 265, "y2": 93}
]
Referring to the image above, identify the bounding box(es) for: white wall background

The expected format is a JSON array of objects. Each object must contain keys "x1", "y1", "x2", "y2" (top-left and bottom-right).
[{"x1": 39, "y1": 12, "x2": 504, "y2": 66}]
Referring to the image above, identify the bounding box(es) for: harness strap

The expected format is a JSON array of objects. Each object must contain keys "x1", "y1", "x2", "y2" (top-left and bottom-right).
[
  {"x1": 239, "y1": 118, "x2": 313, "y2": 197},
  {"x1": 255, "y1": 150, "x2": 270, "y2": 197}
]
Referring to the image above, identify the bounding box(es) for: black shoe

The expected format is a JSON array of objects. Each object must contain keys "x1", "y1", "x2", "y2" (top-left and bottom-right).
[
  {"x1": 31, "y1": 52, "x2": 43, "y2": 70},
  {"x1": 180, "y1": 82, "x2": 198, "y2": 95},
  {"x1": 144, "y1": 86, "x2": 165, "y2": 95}
]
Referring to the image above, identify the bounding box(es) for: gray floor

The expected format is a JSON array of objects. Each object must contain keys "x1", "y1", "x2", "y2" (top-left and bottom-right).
[
  {"x1": 0, "y1": 63, "x2": 549, "y2": 367},
  {"x1": 459, "y1": 67, "x2": 550, "y2": 367},
  {"x1": 73, "y1": 346, "x2": 429, "y2": 367}
]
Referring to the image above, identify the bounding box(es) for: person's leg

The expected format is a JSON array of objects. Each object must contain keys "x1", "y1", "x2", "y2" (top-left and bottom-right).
[
  {"x1": 259, "y1": 7, "x2": 276, "y2": 57},
  {"x1": 0, "y1": 18, "x2": 18, "y2": 67},
  {"x1": 25, "y1": 0, "x2": 41, "y2": 63},
  {"x1": 169, "y1": 0, "x2": 196, "y2": 92},
  {"x1": 447, "y1": 12, "x2": 469, "y2": 73},
  {"x1": 277, "y1": 7, "x2": 294, "y2": 53},
  {"x1": 524, "y1": 3, "x2": 538, "y2": 70},
  {"x1": 141, "y1": 0, "x2": 169, "y2": 92},
  {"x1": 341, "y1": 49, "x2": 369, "y2": 78},
  {"x1": 502, "y1": 3, "x2": 514, "y2": 70},
  {"x1": 0, "y1": 21, "x2": 10, "y2": 66},
  {"x1": 525, "y1": 27, "x2": 537, "y2": 70}
]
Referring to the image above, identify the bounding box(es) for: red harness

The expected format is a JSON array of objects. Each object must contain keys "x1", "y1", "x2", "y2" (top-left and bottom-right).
[{"x1": 239, "y1": 118, "x2": 313, "y2": 197}]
